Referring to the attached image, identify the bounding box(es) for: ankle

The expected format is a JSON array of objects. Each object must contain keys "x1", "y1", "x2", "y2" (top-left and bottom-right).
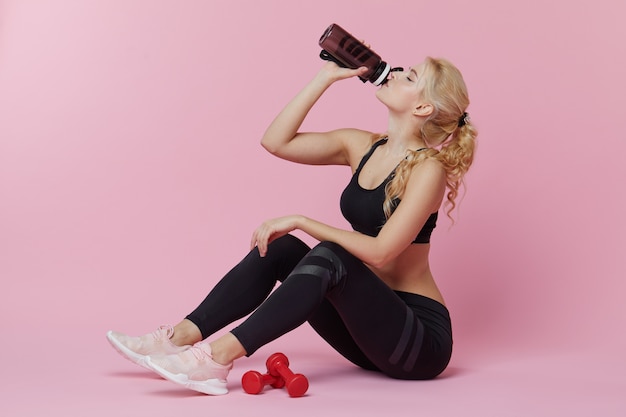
[
  {"x1": 209, "y1": 348, "x2": 232, "y2": 366},
  {"x1": 209, "y1": 333, "x2": 246, "y2": 365},
  {"x1": 171, "y1": 320, "x2": 203, "y2": 346}
]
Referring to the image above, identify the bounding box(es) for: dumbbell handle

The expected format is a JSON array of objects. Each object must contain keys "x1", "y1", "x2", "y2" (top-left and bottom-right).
[
  {"x1": 267, "y1": 353, "x2": 309, "y2": 397},
  {"x1": 241, "y1": 370, "x2": 285, "y2": 395}
]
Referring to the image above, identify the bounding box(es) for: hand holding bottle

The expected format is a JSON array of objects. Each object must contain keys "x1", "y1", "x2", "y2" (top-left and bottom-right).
[{"x1": 315, "y1": 61, "x2": 369, "y2": 85}]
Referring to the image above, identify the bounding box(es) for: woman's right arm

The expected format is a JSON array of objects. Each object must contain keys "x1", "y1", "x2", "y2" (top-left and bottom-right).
[{"x1": 261, "y1": 62, "x2": 371, "y2": 166}]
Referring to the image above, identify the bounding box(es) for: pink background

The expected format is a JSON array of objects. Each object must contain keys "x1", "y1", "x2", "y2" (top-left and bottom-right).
[{"x1": 1, "y1": 0, "x2": 624, "y2": 415}]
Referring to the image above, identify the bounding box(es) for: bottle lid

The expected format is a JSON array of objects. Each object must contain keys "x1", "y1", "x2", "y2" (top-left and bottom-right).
[{"x1": 372, "y1": 62, "x2": 391, "y2": 86}]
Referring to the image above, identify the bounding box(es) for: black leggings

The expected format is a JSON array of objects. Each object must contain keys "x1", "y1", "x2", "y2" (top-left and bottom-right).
[{"x1": 186, "y1": 234, "x2": 452, "y2": 380}]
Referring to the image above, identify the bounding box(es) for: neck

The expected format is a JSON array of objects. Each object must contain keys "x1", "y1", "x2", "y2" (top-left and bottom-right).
[{"x1": 384, "y1": 115, "x2": 427, "y2": 155}]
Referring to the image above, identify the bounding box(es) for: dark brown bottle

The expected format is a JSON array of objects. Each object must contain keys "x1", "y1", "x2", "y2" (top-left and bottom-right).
[{"x1": 318, "y1": 23, "x2": 391, "y2": 86}]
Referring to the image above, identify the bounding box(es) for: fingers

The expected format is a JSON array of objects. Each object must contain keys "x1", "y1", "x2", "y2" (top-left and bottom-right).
[
  {"x1": 249, "y1": 233, "x2": 258, "y2": 254},
  {"x1": 339, "y1": 66, "x2": 368, "y2": 82},
  {"x1": 354, "y1": 66, "x2": 368, "y2": 76},
  {"x1": 321, "y1": 61, "x2": 367, "y2": 79},
  {"x1": 250, "y1": 216, "x2": 295, "y2": 257},
  {"x1": 251, "y1": 228, "x2": 269, "y2": 257},
  {"x1": 251, "y1": 222, "x2": 276, "y2": 257},
  {"x1": 334, "y1": 65, "x2": 368, "y2": 81}
]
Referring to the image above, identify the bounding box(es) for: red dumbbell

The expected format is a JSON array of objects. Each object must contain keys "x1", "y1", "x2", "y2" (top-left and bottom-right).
[
  {"x1": 242, "y1": 369, "x2": 286, "y2": 395},
  {"x1": 266, "y1": 352, "x2": 309, "y2": 397}
]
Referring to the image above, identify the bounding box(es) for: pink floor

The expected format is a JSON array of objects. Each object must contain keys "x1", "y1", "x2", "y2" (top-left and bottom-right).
[{"x1": 4, "y1": 313, "x2": 624, "y2": 417}]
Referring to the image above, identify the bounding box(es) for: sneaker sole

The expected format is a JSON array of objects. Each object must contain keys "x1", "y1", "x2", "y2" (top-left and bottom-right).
[
  {"x1": 106, "y1": 331, "x2": 151, "y2": 370},
  {"x1": 145, "y1": 357, "x2": 228, "y2": 395}
]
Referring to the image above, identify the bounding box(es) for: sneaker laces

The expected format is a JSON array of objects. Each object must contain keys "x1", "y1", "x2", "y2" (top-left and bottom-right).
[
  {"x1": 152, "y1": 325, "x2": 174, "y2": 341},
  {"x1": 188, "y1": 345, "x2": 210, "y2": 362}
]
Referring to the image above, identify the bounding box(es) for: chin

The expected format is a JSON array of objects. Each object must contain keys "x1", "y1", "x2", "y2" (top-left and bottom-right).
[{"x1": 375, "y1": 88, "x2": 387, "y2": 104}]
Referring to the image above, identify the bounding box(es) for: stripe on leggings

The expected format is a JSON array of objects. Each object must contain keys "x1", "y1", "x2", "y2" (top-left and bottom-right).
[
  {"x1": 291, "y1": 246, "x2": 345, "y2": 287},
  {"x1": 290, "y1": 264, "x2": 328, "y2": 279},
  {"x1": 388, "y1": 306, "x2": 423, "y2": 371},
  {"x1": 309, "y1": 246, "x2": 339, "y2": 263},
  {"x1": 388, "y1": 307, "x2": 414, "y2": 365},
  {"x1": 287, "y1": 264, "x2": 330, "y2": 301},
  {"x1": 403, "y1": 322, "x2": 423, "y2": 372}
]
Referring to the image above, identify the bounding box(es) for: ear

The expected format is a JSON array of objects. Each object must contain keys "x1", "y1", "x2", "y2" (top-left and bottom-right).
[{"x1": 413, "y1": 103, "x2": 434, "y2": 117}]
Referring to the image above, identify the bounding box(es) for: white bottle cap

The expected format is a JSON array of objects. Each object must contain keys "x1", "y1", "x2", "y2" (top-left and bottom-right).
[{"x1": 372, "y1": 62, "x2": 391, "y2": 86}]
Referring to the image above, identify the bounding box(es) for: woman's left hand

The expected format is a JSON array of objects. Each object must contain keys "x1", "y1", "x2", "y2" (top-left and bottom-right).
[{"x1": 250, "y1": 215, "x2": 300, "y2": 257}]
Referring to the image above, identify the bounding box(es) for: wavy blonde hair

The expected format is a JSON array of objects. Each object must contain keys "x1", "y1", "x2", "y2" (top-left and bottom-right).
[{"x1": 383, "y1": 57, "x2": 477, "y2": 221}]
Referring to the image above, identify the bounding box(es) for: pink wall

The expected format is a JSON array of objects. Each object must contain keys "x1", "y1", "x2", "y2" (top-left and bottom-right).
[{"x1": 1, "y1": 0, "x2": 625, "y2": 367}]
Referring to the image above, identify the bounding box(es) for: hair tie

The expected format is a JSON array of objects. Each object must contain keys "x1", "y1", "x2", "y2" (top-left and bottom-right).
[{"x1": 458, "y1": 112, "x2": 469, "y2": 128}]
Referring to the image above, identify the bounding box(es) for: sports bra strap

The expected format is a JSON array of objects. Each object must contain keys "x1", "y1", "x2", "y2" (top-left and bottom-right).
[{"x1": 355, "y1": 138, "x2": 388, "y2": 174}]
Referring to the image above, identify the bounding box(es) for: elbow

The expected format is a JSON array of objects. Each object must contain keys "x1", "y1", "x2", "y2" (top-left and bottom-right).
[
  {"x1": 260, "y1": 135, "x2": 275, "y2": 154},
  {"x1": 260, "y1": 134, "x2": 285, "y2": 156},
  {"x1": 364, "y1": 241, "x2": 401, "y2": 269},
  {"x1": 367, "y1": 252, "x2": 392, "y2": 269}
]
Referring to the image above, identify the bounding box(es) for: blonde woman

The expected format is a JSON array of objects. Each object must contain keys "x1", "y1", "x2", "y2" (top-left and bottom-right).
[{"x1": 107, "y1": 57, "x2": 477, "y2": 395}]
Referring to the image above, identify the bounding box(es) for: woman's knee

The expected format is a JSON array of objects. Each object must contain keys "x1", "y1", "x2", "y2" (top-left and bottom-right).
[
  {"x1": 294, "y1": 241, "x2": 350, "y2": 288},
  {"x1": 268, "y1": 234, "x2": 310, "y2": 255},
  {"x1": 260, "y1": 234, "x2": 311, "y2": 282},
  {"x1": 258, "y1": 234, "x2": 310, "y2": 263}
]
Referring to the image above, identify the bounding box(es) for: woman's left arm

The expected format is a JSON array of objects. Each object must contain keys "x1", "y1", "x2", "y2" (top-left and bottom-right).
[{"x1": 251, "y1": 159, "x2": 447, "y2": 267}]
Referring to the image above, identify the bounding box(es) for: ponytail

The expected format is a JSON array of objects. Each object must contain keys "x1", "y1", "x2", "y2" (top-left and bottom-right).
[{"x1": 435, "y1": 121, "x2": 477, "y2": 220}]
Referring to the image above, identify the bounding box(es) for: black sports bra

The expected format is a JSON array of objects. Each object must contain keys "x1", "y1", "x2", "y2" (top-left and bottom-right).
[{"x1": 340, "y1": 139, "x2": 438, "y2": 244}]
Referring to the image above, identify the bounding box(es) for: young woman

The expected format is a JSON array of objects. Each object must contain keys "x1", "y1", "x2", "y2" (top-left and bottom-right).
[{"x1": 107, "y1": 57, "x2": 477, "y2": 395}]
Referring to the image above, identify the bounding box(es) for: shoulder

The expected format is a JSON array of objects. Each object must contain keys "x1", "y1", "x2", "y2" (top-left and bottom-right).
[
  {"x1": 331, "y1": 128, "x2": 376, "y2": 144},
  {"x1": 413, "y1": 155, "x2": 446, "y2": 176},
  {"x1": 404, "y1": 156, "x2": 447, "y2": 201},
  {"x1": 333, "y1": 128, "x2": 382, "y2": 168}
]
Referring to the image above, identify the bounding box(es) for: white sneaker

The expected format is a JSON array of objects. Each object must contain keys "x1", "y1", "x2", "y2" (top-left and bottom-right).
[
  {"x1": 145, "y1": 341, "x2": 232, "y2": 395},
  {"x1": 106, "y1": 325, "x2": 190, "y2": 370}
]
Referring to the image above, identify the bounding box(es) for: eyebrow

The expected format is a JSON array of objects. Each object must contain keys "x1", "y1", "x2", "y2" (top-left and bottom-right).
[{"x1": 410, "y1": 68, "x2": 419, "y2": 78}]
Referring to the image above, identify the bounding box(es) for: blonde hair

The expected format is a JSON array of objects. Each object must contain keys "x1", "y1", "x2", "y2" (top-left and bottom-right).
[{"x1": 383, "y1": 57, "x2": 477, "y2": 221}]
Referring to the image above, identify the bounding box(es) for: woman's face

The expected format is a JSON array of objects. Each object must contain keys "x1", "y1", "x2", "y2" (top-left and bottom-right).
[{"x1": 376, "y1": 62, "x2": 429, "y2": 114}]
